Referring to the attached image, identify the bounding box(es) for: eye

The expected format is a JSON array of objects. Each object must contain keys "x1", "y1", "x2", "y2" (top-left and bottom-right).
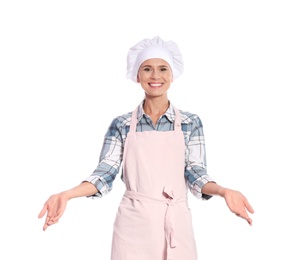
[
  {"x1": 160, "y1": 67, "x2": 168, "y2": 71},
  {"x1": 143, "y1": 67, "x2": 151, "y2": 72}
]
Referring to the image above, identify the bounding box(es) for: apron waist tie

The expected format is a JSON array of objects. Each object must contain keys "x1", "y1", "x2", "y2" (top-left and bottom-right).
[{"x1": 124, "y1": 188, "x2": 187, "y2": 260}]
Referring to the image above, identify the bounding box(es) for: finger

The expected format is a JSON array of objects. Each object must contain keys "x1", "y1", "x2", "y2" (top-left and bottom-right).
[
  {"x1": 235, "y1": 210, "x2": 246, "y2": 219},
  {"x1": 38, "y1": 205, "x2": 48, "y2": 219},
  {"x1": 43, "y1": 220, "x2": 51, "y2": 231},
  {"x1": 247, "y1": 217, "x2": 253, "y2": 226},
  {"x1": 45, "y1": 214, "x2": 59, "y2": 226},
  {"x1": 45, "y1": 204, "x2": 61, "y2": 222},
  {"x1": 43, "y1": 223, "x2": 48, "y2": 231},
  {"x1": 45, "y1": 213, "x2": 58, "y2": 226},
  {"x1": 43, "y1": 217, "x2": 59, "y2": 231},
  {"x1": 235, "y1": 210, "x2": 253, "y2": 226},
  {"x1": 47, "y1": 218, "x2": 59, "y2": 226},
  {"x1": 244, "y1": 200, "x2": 255, "y2": 214}
]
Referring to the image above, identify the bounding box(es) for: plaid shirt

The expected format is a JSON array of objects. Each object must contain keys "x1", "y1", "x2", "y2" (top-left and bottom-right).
[{"x1": 84, "y1": 101, "x2": 214, "y2": 200}]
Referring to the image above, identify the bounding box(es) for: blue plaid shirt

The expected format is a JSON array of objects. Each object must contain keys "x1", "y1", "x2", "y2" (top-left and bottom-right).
[{"x1": 84, "y1": 101, "x2": 214, "y2": 200}]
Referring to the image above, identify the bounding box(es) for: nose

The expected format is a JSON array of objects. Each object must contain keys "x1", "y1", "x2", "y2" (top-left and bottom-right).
[{"x1": 151, "y1": 69, "x2": 160, "y2": 79}]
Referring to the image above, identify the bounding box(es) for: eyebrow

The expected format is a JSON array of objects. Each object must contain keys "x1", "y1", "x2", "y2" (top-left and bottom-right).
[{"x1": 141, "y1": 65, "x2": 169, "y2": 68}]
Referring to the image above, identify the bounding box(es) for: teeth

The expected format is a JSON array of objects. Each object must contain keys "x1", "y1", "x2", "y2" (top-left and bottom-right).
[{"x1": 150, "y1": 84, "x2": 162, "y2": 87}]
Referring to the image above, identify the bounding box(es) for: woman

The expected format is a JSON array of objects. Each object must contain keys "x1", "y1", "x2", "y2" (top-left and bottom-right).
[{"x1": 38, "y1": 36, "x2": 254, "y2": 260}]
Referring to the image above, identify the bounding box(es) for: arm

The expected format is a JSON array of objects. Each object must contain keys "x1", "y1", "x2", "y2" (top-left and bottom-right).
[
  {"x1": 38, "y1": 182, "x2": 98, "y2": 231},
  {"x1": 202, "y1": 182, "x2": 255, "y2": 226},
  {"x1": 38, "y1": 116, "x2": 126, "y2": 231},
  {"x1": 183, "y1": 114, "x2": 254, "y2": 225}
]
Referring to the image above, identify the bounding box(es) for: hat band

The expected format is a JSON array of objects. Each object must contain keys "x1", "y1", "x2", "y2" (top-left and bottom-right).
[{"x1": 134, "y1": 46, "x2": 174, "y2": 75}]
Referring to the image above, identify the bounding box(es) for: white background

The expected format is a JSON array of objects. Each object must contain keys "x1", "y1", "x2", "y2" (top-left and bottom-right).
[{"x1": 1, "y1": 1, "x2": 293, "y2": 259}]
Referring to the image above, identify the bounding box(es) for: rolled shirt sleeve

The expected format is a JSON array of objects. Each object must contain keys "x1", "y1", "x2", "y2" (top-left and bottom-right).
[
  {"x1": 183, "y1": 114, "x2": 214, "y2": 200},
  {"x1": 84, "y1": 116, "x2": 127, "y2": 198}
]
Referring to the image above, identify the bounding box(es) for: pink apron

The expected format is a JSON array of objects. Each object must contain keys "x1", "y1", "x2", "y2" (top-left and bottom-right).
[{"x1": 111, "y1": 105, "x2": 198, "y2": 260}]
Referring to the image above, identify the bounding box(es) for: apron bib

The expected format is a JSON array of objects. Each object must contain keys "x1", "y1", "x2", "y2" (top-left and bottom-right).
[{"x1": 111, "y1": 105, "x2": 197, "y2": 260}]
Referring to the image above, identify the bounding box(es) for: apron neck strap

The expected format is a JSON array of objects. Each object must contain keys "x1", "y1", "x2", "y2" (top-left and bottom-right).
[
  {"x1": 173, "y1": 106, "x2": 182, "y2": 132},
  {"x1": 130, "y1": 106, "x2": 139, "y2": 133}
]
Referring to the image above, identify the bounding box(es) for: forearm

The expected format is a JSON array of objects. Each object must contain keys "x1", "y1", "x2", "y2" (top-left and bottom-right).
[
  {"x1": 201, "y1": 182, "x2": 226, "y2": 197},
  {"x1": 62, "y1": 181, "x2": 99, "y2": 200}
]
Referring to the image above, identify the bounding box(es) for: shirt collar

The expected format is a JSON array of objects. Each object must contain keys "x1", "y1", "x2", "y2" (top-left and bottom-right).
[{"x1": 137, "y1": 100, "x2": 175, "y2": 123}]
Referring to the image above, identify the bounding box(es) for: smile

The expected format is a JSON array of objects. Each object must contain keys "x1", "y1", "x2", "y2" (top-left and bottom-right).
[{"x1": 149, "y1": 83, "x2": 163, "y2": 88}]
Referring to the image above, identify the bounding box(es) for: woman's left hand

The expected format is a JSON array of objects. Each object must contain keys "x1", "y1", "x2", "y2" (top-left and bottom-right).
[{"x1": 221, "y1": 188, "x2": 255, "y2": 225}]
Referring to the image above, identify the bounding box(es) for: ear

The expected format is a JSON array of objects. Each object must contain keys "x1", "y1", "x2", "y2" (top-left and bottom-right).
[{"x1": 137, "y1": 74, "x2": 140, "y2": 83}]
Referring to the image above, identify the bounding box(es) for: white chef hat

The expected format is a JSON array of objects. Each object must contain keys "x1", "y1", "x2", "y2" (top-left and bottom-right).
[{"x1": 126, "y1": 36, "x2": 184, "y2": 82}]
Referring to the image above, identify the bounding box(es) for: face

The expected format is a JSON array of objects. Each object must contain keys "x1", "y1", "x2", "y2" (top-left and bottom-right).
[{"x1": 137, "y1": 58, "x2": 173, "y2": 98}]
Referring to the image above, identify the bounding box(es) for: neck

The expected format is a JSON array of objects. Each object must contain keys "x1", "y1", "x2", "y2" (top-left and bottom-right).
[
  {"x1": 143, "y1": 97, "x2": 169, "y2": 114},
  {"x1": 143, "y1": 97, "x2": 169, "y2": 125}
]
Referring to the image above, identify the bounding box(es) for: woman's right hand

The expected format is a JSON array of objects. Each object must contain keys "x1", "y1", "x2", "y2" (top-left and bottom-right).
[{"x1": 38, "y1": 191, "x2": 69, "y2": 231}]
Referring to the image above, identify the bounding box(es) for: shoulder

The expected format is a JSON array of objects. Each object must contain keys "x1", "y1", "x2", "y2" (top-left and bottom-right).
[
  {"x1": 178, "y1": 109, "x2": 205, "y2": 136},
  {"x1": 104, "y1": 112, "x2": 132, "y2": 138},
  {"x1": 109, "y1": 111, "x2": 132, "y2": 129},
  {"x1": 179, "y1": 109, "x2": 203, "y2": 127}
]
